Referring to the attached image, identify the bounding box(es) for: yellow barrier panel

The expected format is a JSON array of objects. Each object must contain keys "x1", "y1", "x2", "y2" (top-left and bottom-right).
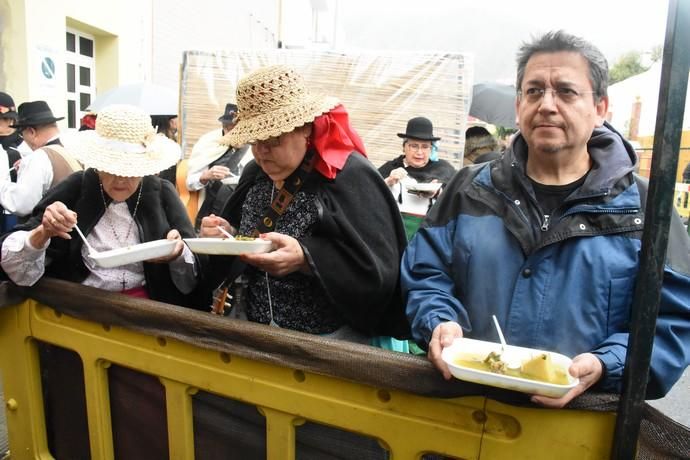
[
  {"x1": 0, "y1": 293, "x2": 616, "y2": 459},
  {"x1": 0, "y1": 302, "x2": 51, "y2": 459}
]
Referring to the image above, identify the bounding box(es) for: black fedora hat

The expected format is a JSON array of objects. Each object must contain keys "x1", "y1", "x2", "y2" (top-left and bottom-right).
[
  {"x1": 0, "y1": 92, "x2": 17, "y2": 120},
  {"x1": 218, "y1": 103, "x2": 238, "y2": 122},
  {"x1": 397, "y1": 116, "x2": 441, "y2": 141},
  {"x1": 11, "y1": 100, "x2": 64, "y2": 128}
]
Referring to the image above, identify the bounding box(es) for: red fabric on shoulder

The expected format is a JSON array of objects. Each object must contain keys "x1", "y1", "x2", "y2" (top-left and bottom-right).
[{"x1": 311, "y1": 104, "x2": 367, "y2": 179}]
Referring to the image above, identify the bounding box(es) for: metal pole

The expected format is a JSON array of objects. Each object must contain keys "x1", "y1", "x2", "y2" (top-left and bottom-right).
[{"x1": 612, "y1": 0, "x2": 690, "y2": 458}]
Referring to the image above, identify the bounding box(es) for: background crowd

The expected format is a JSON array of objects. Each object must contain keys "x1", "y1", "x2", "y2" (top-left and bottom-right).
[{"x1": 1, "y1": 29, "x2": 689, "y2": 458}]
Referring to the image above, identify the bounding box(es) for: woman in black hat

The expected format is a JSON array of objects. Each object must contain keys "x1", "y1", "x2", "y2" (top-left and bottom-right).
[
  {"x1": 0, "y1": 92, "x2": 25, "y2": 231},
  {"x1": 0, "y1": 91, "x2": 24, "y2": 181},
  {"x1": 378, "y1": 116, "x2": 456, "y2": 239}
]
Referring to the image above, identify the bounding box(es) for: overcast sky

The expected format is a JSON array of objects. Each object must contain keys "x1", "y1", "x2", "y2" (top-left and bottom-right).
[{"x1": 333, "y1": 0, "x2": 669, "y2": 83}]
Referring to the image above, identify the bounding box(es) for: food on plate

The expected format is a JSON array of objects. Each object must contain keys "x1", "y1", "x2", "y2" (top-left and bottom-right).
[
  {"x1": 184, "y1": 237, "x2": 272, "y2": 255},
  {"x1": 234, "y1": 235, "x2": 256, "y2": 241},
  {"x1": 454, "y1": 350, "x2": 569, "y2": 385},
  {"x1": 484, "y1": 350, "x2": 508, "y2": 373},
  {"x1": 521, "y1": 353, "x2": 569, "y2": 385},
  {"x1": 406, "y1": 181, "x2": 442, "y2": 193}
]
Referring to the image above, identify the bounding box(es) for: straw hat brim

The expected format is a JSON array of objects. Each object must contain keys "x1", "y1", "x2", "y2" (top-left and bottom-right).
[
  {"x1": 228, "y1": 94, "x2": 339, "y2": 147},
  {"x1": 71, "y1": 130, "x2": 180, "y2": 177}
]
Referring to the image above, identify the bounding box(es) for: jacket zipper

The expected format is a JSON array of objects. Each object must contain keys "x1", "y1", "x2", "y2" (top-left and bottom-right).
[{"x1": 541, "y1": 214, "x2": 550, "y2": 231}]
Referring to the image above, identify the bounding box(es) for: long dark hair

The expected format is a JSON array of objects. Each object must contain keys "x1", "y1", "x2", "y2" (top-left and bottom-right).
[{"x1": 150, "y1": 115, "x2": 178, "y2": 141}]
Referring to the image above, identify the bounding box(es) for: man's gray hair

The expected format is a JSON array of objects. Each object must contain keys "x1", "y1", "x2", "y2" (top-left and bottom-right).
[{"x1": 516, "y1": 30, "x2": 609, "y2": 100}]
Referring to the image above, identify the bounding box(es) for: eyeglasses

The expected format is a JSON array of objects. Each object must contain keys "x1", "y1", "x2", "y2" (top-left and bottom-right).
[
  {"x1": 518, "y1": 87, "x2": 597, "y2": 104},
  {"x1": 406, "y1": 142, "x2": 432, "y2": 152},
  {"x1": 250, "y1": 135, "x2": 282, "y2": 148}
]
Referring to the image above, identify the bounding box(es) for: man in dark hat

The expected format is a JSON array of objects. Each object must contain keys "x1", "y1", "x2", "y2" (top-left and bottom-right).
[
  {"x1": 0, "y1": 100, "x2": 82, "y2": 217},
  {"x1": 0, "y1": 91, "x2": 27, "y2": 231},
  {"x1": 378, "y1": 116, "x2": 456, "y2": 239},
  {"x1": 218, "y1": 102, "x2": 238, "y2": 133},
  {"x1": 185, "y1": 103, "x2": 251, "y2": 230}
]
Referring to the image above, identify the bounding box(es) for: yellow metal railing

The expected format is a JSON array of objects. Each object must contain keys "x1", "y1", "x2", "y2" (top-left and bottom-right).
[{"x1": 0, "y1": 280, "x2": 617, "y2": 459}]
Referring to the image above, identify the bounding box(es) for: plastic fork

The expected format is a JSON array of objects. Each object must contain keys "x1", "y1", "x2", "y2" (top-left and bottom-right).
[
  {"x1": 492, "y1": 315, "x2": 521, "y2": 370},
  {"x1": 73, "y1": 224, "x2": 98, "y2": 256},
  {"x1": 217, "y1": 226, "x2": 235, "y2": 240}
]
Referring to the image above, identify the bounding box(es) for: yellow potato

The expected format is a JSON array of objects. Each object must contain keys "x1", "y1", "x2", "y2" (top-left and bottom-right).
[{"x1": 521, "y1": 353, "x2": 569, "y2": 385}]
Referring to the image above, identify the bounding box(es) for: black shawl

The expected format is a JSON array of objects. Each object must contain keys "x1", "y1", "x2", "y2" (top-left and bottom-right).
[
  {"x1": 1, "y1": 169, "x2": 207, "y2": 310},
  {"x1": 378, "y1": 155, "x2": 456, "y2": 184},
  {"x1": 207, "y1": 153, "x2": 410, "y2": 338}
]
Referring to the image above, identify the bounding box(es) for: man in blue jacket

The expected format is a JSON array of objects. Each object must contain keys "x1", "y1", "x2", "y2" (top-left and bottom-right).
[{"x1": 402, "y1": 30, "x2": 690, "y2": 408}]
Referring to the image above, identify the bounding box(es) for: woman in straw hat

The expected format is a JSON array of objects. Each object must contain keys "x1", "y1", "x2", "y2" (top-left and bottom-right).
[
  {"x1": 200, "y1": 65, "x2": 409, "y2": 343},
  {"x1": 1, "y1": 104, "x2": 203, "y2": 301},
  {"x1": 0, "y1": 104, "x2": 206, "y2": 459}
]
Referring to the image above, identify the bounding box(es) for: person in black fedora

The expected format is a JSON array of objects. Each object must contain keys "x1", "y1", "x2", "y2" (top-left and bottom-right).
[
  {"x1": 185, "y1": 102, "x2": 250, "y2": 231},
  {"x1": 218, "y1": 103, "x2": 238, "y2": 128},
  {"x1": 0, "y1": 91, "x2": 27, "y2": 231},
  {"x1": 0, "y1": 92, "x2": 17, "y2": 120},
  {"x1": 11, "y1": 100, "x2": 65, "y2": 128},
  {"x1": 0, "y1": 100, "x2": 82, "y2": 218},
  {"x1": 0, "y1": 92, "x2": 27, "y2": 182},
  {"x1": 378, "y1": 116, "x2": 456, "y2": 240}
]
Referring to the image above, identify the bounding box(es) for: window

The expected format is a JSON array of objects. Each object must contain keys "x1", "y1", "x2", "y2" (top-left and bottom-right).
[
  {"x1": 65, "y1": 29, "x2": 95, "y2": 129},
  {"x1": 66, "y1": 32, "x2": 76, "y2": 52},
  {"x1": 79, "y1": 36, "x2": 93, "y2": 57},
  {"x1": 79, "y1": 93, "x2": 91, "y2": 111},
  {"x1": 67, "y1": 100, "x2": 76, "y2": 128},
  {"x1": 79, "y1": 66, "x2": 90, "y2": 86},
  {"x1": 66, "y1": 63, "x2": 75, "y2": 92}
]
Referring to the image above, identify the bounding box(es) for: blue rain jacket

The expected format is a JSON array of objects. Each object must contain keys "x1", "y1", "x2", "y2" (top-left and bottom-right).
[{"x1": 403, "y1": 122, "x2": 690, "y2": 398}]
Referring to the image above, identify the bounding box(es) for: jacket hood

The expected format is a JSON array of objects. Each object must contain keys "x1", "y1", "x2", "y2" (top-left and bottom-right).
[
  {"x1": 504, "y1": 121, "x2": 637, "y2": 196},
  {"x1": 587, "y1": 121, "x2": 638, "y2": 185}
]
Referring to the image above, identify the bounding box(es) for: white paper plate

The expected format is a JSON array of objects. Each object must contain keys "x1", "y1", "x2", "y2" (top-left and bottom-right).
[
  {"x1": 441, "y1": 337, "x2": 578, "y2": 398},
  {"x1": 406, "y1": 182, "x2": 442, "y2": 193},
  {"x1": 184, "y1": 237, "x2": 273, "y2": 255},
  {"x1": 89, "y1": 239, "x2": 178, "y2": 269}
]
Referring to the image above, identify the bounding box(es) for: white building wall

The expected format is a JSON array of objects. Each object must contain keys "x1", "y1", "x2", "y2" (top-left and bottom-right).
[
  {"x1": 0, "y1": 0, "x2": 152, "y2": 129},
  {"x1": 0, "y1": 0, "x2": 281, "y2": 125},
  {"x1": 151, "y1": 0, "x2": 278, "y2": 92}
]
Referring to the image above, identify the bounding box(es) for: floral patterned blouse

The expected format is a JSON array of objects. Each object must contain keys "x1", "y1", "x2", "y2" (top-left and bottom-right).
[{"x1": 238, "y1": 178, "x2": 344, "y2": 334}]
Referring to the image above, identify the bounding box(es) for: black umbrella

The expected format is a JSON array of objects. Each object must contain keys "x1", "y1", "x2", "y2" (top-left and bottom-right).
[{"x1": 469, "y1": 82, "x2": 517, "y2": 128}]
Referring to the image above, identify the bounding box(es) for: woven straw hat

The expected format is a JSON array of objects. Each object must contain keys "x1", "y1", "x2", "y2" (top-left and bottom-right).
[
  {"x1": 71, "y1": 104, "x2": 180, "y2": 177},
  {"x1": 227, "y1": 65, "x2": 339, "y2": 147}
]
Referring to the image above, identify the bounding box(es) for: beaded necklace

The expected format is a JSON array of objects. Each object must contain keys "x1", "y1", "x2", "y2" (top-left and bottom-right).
[
  {"x1": 99, "y1": 181, "x2": 143, "y2": 243},
  {"x1": 97, "y1": 181, "x2": 144, "y2": 290}
]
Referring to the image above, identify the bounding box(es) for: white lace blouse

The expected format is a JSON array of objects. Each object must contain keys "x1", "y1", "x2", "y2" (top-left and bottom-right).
[{"x1": 1, "y1": 201, "x2": 197, "y2": 293}]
